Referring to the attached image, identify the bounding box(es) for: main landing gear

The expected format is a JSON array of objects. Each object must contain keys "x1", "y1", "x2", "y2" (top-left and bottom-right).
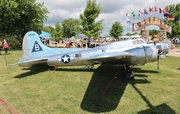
[
  {"x1": 121, "y1": 65, "x2": 134, "y2": 80},
  {"x1": 84, "y1": 64, "x2": 94, "y2": 69}
]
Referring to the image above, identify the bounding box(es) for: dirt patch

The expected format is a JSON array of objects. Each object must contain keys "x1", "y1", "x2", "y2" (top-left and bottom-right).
[{"x1": 167, "y1": 49, "x2": 180, "y2": 57}]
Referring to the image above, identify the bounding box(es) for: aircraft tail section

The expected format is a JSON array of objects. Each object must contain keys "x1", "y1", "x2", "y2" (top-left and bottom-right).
[{"x1": 22, "y1": 31, "x2": 51, "y2": 59}]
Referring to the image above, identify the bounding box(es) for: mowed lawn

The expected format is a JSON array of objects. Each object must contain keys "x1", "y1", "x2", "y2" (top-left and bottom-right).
[{"x1": 0, "y1": 50, "x2": 180, "y2": 114}]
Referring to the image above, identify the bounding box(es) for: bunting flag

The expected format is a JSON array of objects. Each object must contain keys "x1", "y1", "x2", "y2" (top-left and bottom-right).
[
  {"x1": 144, "y1": 9, "x2": 148, "y2": 14},
  {"x1": 159, "y1": 8, "x2": 166, "y2": 13},
  {"x1": 159, "y1": 8, "x2": 162, "y2": 13},
  {"x1": 154, "y1": 6, "x2": 158, "y2": 12},
  {"x1": 163, "y1": 8, "x2": 166, "y2": 13},
  {"x1": 126, "y1": 13, "x2": 130, "y2": 17},
  {"x1": 164, "y1": 12, "x2": 170, "y2": 17},
  {"x1": 131, "y1": 11, "x2": 135, "y2": 17},
  {"x1": 149, "y1": 7, "x2": 154, "y2": 12},
  {"x1": 167, "y1": 15, "x2": 175, "y2": 21},
  {"x1": 126, "y1": 17, "x2": 132, "y2": 24},
  {"x1": 138, "y1": 10, "x2": 144, "y2": 16},
  {"x1": 173, "y1": 16, "x2": 178, "y2": 22}
]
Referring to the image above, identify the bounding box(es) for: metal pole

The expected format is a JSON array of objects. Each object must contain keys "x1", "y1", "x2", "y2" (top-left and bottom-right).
[{"x1": 5, "y1": 53, "x2": 7, "y2": 67}]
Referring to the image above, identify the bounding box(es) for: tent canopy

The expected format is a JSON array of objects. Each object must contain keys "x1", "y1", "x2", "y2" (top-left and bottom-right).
[{"x1": 40, "y1": 31, "x2": 51, "y2": 38}]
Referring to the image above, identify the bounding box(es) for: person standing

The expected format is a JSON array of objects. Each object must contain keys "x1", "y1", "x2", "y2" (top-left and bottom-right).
[
  {"x1": 65, "y1": 41, "x2": 71, "y2": 48},
  {"x1": 0, "y1": 40, "x2": 2, "y2": 55},
  {"x1": 3, "y1": 39, "x2": 9, "y2": 54}
]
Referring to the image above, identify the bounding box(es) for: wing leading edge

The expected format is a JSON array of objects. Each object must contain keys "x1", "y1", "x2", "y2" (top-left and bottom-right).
[{"x1": 85, "y1": 51, "x2": 134, "y2": 64}]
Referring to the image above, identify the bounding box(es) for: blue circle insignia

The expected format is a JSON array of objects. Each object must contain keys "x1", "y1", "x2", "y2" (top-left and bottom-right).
[{"x1": 61, "y1": 54, "x2": 70, "y2": 63}]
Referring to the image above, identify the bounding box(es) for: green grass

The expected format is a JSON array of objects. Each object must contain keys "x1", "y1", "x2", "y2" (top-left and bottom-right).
[{"x1": 0, "y1": 50, "x2": 180, "y2": 114}]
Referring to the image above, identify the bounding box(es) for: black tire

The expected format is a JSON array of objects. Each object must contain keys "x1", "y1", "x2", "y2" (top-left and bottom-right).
[
  {"x1": 123, "y1": 70, "x2": 134, "y2": 80},
  {"x1": 120, "y1": 66, "x2": 126, "y2": 71}
]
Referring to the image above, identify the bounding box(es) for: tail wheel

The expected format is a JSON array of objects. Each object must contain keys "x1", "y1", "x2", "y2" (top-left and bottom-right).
[{"x1": 123, "y1": 70, "x2": 134, "y2": 80}]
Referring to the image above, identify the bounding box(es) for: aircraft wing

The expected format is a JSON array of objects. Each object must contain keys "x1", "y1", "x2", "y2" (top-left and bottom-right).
[{"x1": 86, "y1": 51, "x2": 134, "y2": 64}]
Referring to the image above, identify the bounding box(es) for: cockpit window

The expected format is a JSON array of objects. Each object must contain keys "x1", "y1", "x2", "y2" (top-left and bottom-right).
[{"x1": 133, "y1": 40, "x2": 144, "y2": 45}]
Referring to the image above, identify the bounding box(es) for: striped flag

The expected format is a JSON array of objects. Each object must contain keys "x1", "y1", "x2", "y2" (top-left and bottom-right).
[
  {"x1": 138, "y1": 10, "x2": 144, "y2": 16},
  {"x1": 149, "y1": 7, "x2": 154, "y2": 12},
  {"x1": 144, "y1": 9, "x2": 148, "y2": 14},
  {"x1": 163, "y1": 8, "x2": 166, "y2": 13},
  {"x1": 154, "y1": 6, "x2": 158, "y2": 12},
  {"x1": 159, "y1": 8, "x2": 162, "y2": 13},
  {"x1": 126, "y1": 13, "x2": 130, "y2": 17},
  {"x1": 164, "y1": 12, "x2": 170, "y2": 17},
  {"x1": 126, "y1": 17, "x2": 132, "y2": 24},
  {"x1": 167, "y1": 15, "x2": 175, "y2": 21}
]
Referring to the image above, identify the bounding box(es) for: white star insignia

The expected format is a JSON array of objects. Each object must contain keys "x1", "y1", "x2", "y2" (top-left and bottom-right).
[{"x1": 62, "y1": 55, "x2": 69, "y2": 62}]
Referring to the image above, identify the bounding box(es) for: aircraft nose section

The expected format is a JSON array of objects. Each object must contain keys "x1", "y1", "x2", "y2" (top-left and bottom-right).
[{"x1": 156, "y1": 42, "x2": 170, "y2": 55}]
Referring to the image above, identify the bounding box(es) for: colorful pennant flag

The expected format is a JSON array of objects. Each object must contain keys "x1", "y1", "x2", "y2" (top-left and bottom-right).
[
  {"x1": 159, "y1": 8, "x2": 162, "y2": 13},
  {"x1": 173, "y1": 16, "x2": 178, "y2": 22},
  {"x1": 154, "y1": 6, "x2": 158, "y2": 12},
  {"x1": 144, "y1": 9, "x2": 148, "y2": 14},
  {"x1": 167, "y1": 15, "x2": 175, "y2": 21},
  {"x1": 126, "y1": 13, "x2": 130, "y2": 17},
  {"x1": 159, "y1": 8, "x2": 166, "y2": 13},
  {"x1": 163, "y1": 8, "x2": 166, "y2": 13},
  {"x1": 164, "y1": 12, "x2": 170, "y2": 17},
  {"x1": 126, "y1": 17, "x2": 132, "y2": 24},
  {"x1": 138, "y1": 10, "x2": 144, "y2": 16},
  {"x1": 131, "y1": 11, "x2": 135, "y2": 17},
  {"x1": 149, "y1": 7, "x2": 154, "y2": 12}
]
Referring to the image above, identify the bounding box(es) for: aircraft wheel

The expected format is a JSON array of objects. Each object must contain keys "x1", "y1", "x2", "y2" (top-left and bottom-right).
[
  {"x1": 123, "y1": 70, "x2": 134, "y2": 80},
  {"x1": 120, "y1": 66, "x2": 126, "y2": 71}
]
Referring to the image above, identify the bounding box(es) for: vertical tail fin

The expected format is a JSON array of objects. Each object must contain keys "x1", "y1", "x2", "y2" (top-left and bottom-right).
[
  {"x1": 22, "y1": 31, "x2": 83, "y2": 59},
  {"x1": 22, "y1": 31, "x2": 50, "y2": 59}
]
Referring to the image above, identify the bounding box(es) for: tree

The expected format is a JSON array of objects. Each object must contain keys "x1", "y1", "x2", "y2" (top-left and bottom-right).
[
  {"x1": 52, "y1": 22, "x2": 63, "y2": 41},
  {"x1": 109, "y1": 22, "x2": 123, "y2": 39},
  {"x1": 165, "y1": 3, "x2": 180, "y2": 38},
  {"x1": 79, "y1": 0, "x2": 103, "y2": 39},
  {"x1": 61, "y1": 18, "x2": 80, "y2": 38},
  {"x1": 125, "y1": 32, "x2": 138, "y2": 36},
  {"x1": 42, "y1": 26, "x2": 54, "y2": 34},
  {"x1": 149, "y1": 29, "x2": 160, "y2": 36},
  {"x1": 0, "y1": 0, "x2": 49, "y2": 38}
]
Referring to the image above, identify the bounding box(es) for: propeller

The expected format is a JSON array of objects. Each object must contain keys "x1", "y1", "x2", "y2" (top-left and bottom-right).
[
  {"x1": 157, "y1": 54, "x2": 160, "y2": 70},
  {"x1": 154, "y1": 41, "x2": 161, "y2": 70}
]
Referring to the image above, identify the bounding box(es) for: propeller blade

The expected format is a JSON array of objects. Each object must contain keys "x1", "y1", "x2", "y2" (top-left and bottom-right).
[
  {"x1": 154, "y1": 41, "x2": 156, "y2": 45},
  {"x1": 157, "y1": 56, "x2": 159, "y2": 70}
]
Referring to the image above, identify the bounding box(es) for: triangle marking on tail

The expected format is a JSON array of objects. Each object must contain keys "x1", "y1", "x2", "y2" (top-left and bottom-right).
[{"x1": 32, "y1": 41, "x2": 43, "y2": 52}]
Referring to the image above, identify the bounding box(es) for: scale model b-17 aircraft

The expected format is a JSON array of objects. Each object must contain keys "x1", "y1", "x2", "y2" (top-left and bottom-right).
[{"x1": 17, "y1": 31, "x2": 170, "y2": 79}]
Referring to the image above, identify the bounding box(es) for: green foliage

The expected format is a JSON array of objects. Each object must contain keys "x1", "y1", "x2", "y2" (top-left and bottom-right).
[
  {"x1": 125, "y1": 32, "x2": 138, "y2": 36},
  {"x1": 149, "y1": 29, "x2": 160, "y2": 36},
  {"x1": 62, "y1": 18, "x2": 81, "y2": 38},
  {"x1": 109, "y1": 21, "x2": 123, "y2": 39},
  {"x1": 0, "y1": 0, "x2": 49, "y2": 38},
  {"x1": 165, "y1": 3, "x2": 180, "y2": 38},
  {"x1": 0, "y1": 34, "x2": 21, "y2": 50},
  {"x1": 79, "y1": 0, "x2": 103, "y2": 39},
  {"x1": 42, "y1": 26, "x2": 54, "y2": 34},
  {"x1": 51, "y1": 22, "x2": 63, "y2": 41}
]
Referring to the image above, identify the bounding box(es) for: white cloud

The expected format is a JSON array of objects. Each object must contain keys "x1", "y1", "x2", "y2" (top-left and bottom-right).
[{"x1": 37, "y1": 0, "x2": 180, "y2": 35}]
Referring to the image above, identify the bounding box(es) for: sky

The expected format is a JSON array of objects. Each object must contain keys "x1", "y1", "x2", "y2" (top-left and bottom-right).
[{"x1": 36, "y1": 0, "x2": 180, "y2": 35}]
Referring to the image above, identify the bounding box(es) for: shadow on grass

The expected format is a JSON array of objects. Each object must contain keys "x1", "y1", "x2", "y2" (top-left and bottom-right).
[
  {"x1": 14, "y1": 66, "x2": 54, "y2": 78},
  {"x1": 14, "y1": 63, "x2": 175, "y2": 113},
  {"x1": 134, "y1": 82, "x2": 176, "y2": 114},
  {"x1": 14, "y1": 66, "x2": 97, "y2": 78},
  {"x1": 80, "y1": 64, "x2": 175, "y2": 113}
]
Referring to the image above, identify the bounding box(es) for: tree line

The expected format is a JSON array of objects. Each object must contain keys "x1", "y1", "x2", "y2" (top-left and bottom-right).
[{"x1": 0, "y1": 0, "x2": 179, "y2": 50}]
